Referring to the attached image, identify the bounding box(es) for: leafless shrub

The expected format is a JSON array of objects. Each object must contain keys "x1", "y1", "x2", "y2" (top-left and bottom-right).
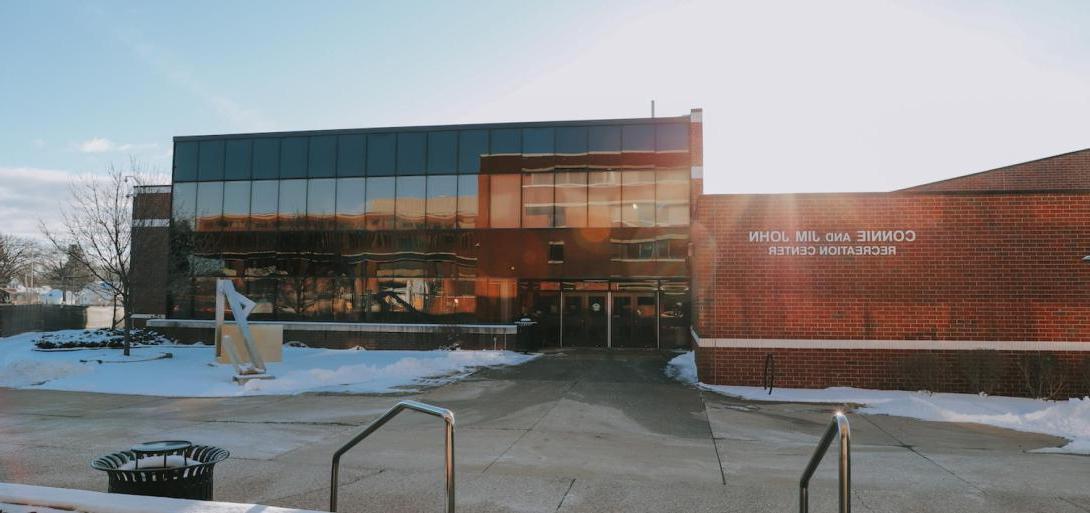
[
  {"x1": 957, "y1": 350, "x2": 1005, "y2": 395},
  {"x1": 1017, "y1": 353, "x2": 1066, "y2": 400},
  {"x1": 899, "y1": 352, "x2": 944, "y2": 394}
]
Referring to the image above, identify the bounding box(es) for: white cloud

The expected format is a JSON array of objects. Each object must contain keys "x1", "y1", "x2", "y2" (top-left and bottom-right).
[
  {"x1": 0, "y1": 166, "x2": 81, "y2": 239},
  {"x1": 77, "y1": 137, "x2": 159, "y2": 154}
]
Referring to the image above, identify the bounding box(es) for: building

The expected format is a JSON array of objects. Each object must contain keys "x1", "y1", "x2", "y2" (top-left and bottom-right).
[{"x1": 132, "y1": 110, "x2": 704, "y2": 349}]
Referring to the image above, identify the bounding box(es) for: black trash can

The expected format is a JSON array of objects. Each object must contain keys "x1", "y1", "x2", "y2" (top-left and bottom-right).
[
  {"x1": 92, "y1": 440, "x2": 229, "y2": 500},
  {"x1": 514, "y1": 318, "x2": 539, "y2": 352}
]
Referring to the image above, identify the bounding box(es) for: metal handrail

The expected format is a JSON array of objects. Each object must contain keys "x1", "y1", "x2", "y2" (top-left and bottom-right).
[
  {"x1": 799, "y1": 412, "x2": 851, "y2": 513},
  {"x1": 330, "y1": 400, "x2": 455, "y2": 513}
]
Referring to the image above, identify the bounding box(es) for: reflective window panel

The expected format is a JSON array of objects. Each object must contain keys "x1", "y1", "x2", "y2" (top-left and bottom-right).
[
  {"x1": 224, "y1": 139, "x2": 252, "y2": 180},
  {"x1": 489, "y1": 174, "x2": 521, "y2": 228},
  {"x1": 252, "y1": 138, "x2": 280, "y2": 179},
  {"x1": 397, "y1": 132, "x2": 426, "y2": 175},
  {"x1": 171, "y1": 182, "x2": 198, "y2": 229},
  {"x1": 521, "y1": 172, "x2": 554, "y2": 228},
  {"x1": 522, "y1": 128, "x2": 554, "y2": 155},
  {"x1": 337, "y1": 134, "x2": 366, "y2": 177},
  {"x1": 622, "y1": 170, "x2": 656, "y2": 227},
  {"x1": 490, "y1": 128, "x2": 521, "y2": 154},
  {"x1": 198, "y1": 140, "x2": 225, "y2": 180},
  {"x1": 174, "y1": 142, "x2": 199, "y2": 181},
  {"x1": 456, "y1": 174, "x2": 479, "y2": 229},
  {"x1": 622, "y1": 125, "x2": 655, "y2": 152},
  {"x1": 222, "y1": 181, "x2": 251, "y2": 231},
  {"x1": 587, "y1": 171, "x2": 621, "y2": 227},
  {"x1": 426, "y1": 175, "x2": 457, "y2": 229},
  {"x1": 554, "y1": 170, "x2": 587, "y2": 228},
  {"x1": 556, "y1": 126, "x2": 588, "y2": 155},
  {"x1": 458, "y1": 130, "x2": 488, "y2": 173},
  {"x1": 589, "y1": 126, "x2": 621, "y2": 153},
  {"x1": 195, "y1": 181, "x2": 224, "y2": 231},
  {"x1": 656, "y1": 123, "x2": 689, "y2": 152},
  {"x1": 250, "y1": 180, "x2": 279, "y2": 231},
  {"x1": 395, "y1": 176, "x2": 426, "y2": 229},
  {"x1": 367, "y1": 133, "x2": 396, "y2": 176},
  {"x1": 335, "y1": 177, "x2": 367, "y2": 230},
  {"x1": 308, "y1": 136, "x2": 336, "y2": 178},
  {"x1": 307, "y1": 178, "x2": 336, "y2": 228},
  {"x1": 278, "y1": 179, "x2": 308, "y2": 229},
  {"x1": 280, "y1": 137, "x2": 308, "y2": 179},
  {"x1": 427, "y1": 131, "x2": 458, "y2": 174},
  {"x1": 656, "y1": 169, "x2": 690, "y2": 226},
  {"x1": 365, "y1": 176, "x2": 396, "y2": 230}
]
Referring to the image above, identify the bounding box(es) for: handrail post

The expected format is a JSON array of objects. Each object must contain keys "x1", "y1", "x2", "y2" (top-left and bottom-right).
[
  {"x1": 330, "y1": 400, "x2": 456, "y2": 513},
  {"x1": 799, "y1": 412, "x2": 850, "y2": 513}
]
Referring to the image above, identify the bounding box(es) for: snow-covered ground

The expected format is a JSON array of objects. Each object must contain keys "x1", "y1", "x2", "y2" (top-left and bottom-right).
[
  {"x1": 0, "y1": 330, "x2": 537, "y2": 397},
  {"x1": 667, "y1": 351, "x2": 1090, "y2": 455}
]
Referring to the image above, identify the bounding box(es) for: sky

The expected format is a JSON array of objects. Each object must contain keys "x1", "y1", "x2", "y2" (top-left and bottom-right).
[{"x1": 1, "y1": 0, "x2": 1089, "y2": 238}]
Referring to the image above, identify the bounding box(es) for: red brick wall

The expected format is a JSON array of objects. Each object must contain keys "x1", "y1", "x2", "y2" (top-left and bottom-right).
[
  {"x1": 903, "y1": 149, "x2": 1090, "y2": 192},
  {"x1": 693, "y1": 192, "x2": 1090, "y2": 342}
]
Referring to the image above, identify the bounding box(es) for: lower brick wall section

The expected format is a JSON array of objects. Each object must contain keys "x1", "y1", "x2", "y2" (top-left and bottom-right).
[
  {"x1": 695, "y1": 345, "x2": 1090, "y2": 399},
  {"x1": 153, "y1": 326, "x2": 518, "y2": 351}
]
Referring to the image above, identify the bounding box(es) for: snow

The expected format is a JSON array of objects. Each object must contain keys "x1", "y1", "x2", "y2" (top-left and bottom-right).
[
  {"x1": 666, "y1": 351, "x2": 1090, "y2": 455},
  {"x1": 0, "y1": 330, "x2": 537, "y2": 397}
]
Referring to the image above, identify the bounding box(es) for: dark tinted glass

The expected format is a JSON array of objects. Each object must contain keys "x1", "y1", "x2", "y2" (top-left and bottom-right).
[
  {"x1": 622, "y1": 125, "x2": 655, "y2": 152},
  {"x1": 656, "y1": 123, "x2": 689, "y2": 152},
  {"x1": 337, "y1": 134, "x2": 365, "y2": 177},
  {"x1": 252, "y1": 138, "x2": 280, "y2": 179},
  {"x1": 307, "y1": 178, "x2": 336, "y2": 226},
  {"x1": 456, "y1": 174, "x2": 479, "y2": 228},
  {"x1": 335, "y1": 177, "x2": 366, "y2": 230},
  {"x1": 171, "y1": 182, "x2": 197, "y2": 227},
  {"x1": 174, "y1": 142, "x2": 199, "y2": 181},
  {"x1": 195, "y1": 181, "x2": 223, "y2": 231},
  {"x1": 522, "y1": 128, "x2": 554, "y2": 154},
  {"x1": 458, "y1": 130, "x2": 488, "y2": 173},
  {"x1": 280, "y1": 137, "x2": 308, "y2": 178},
  {"x1": 250, "y1": 180, "x2": 279, "y2": 230},
  {"x1": 556, "y1": 127, "x2": 588, "y2": 154},
  {"x1": 395, "y1": 176, "x2": 426, "y2": 229},
  {"x1": 548, "y1": 243, "x2": 564, "y2": 262},
  {"x1": 198, "y1": 140, "x2": 225, "y2": 180},
  {"x1": 427, "y1": 131, "x2": 457, "y2": 174},
  {"x1": 278, "y1": 179, "x2": 308, "y2": 228},
  {"x1": 222, "y1": 181, "x2": 251, "y2": 230},
  {"x1": 367, "y1": 133, "x2": 396, "y2": 176},
  {"x1": 365, "y1": 177, "x2": 396, "y2": 229},
  {"x1": 589, "y1": 126, "x2": 621, "y2": 152},
  {"x1": 397, "y1": 132, "x2": 426, "y2": 175},
  {"x1": 426, "y1": 175, "x2": 457, "y2": 228},
  {"x1": 308, "y1": 136, "x2": 336, "y2": 177},
  {"x1": 490, "y1": 128, "x2": 521, "y2": 154},
  {"x1": 224, "y1": 139, "x2": 252, "y2": 180}
]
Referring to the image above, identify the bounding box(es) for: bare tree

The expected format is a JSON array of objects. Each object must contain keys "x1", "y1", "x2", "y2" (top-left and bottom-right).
[
  {"x1": 40, "y1": 244, "x2": 95, "y2": 302},
  {"x1": 0, "y1": 233, "x2": 37, "y2": 287},
  {"x1": 40, "y1": 158, "x2": 152, "y2": 355}
]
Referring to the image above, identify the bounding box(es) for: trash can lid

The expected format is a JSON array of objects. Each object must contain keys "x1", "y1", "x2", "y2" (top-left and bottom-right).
[{"x1": 131, "y1": 440, "x2": 192, "y2": 455}]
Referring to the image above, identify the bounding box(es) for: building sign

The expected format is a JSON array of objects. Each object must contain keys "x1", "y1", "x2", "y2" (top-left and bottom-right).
[{"x1": 748, "y1": 230, "x2": 916, "y2": 256}]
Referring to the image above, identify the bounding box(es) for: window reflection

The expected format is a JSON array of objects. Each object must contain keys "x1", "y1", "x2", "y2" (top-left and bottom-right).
[
  {"x1": 521, "y1": 173, "x2": 554, "y2": 228},
  {"x1": 587, "y1": 171, "x2": 620, "y2": 227},
  {"x1": 489, "y1": 174, "x2": 521, "y2": 228},
  {"x1": 426, "y1": 175, "x2": 457, "y2": 229},
  {"x1": 397, "y1": 132, "x2": 426, "y2": 175},
  {"x1": 174, "y1": 142, "x2": 199, "y2": 181},
  {"x1": 457, "y1": 175, "x2": 479, "y2": 228},
  {"x1": 195, "y1": 181, "x2": 223, "y2": 231},
  {"x1": 337, "y1": 134, "x2": 366, "y2": 177},
  {"x1": 365, "y1": 177, "x2": 396, "y2": 230},
  {"x1": 622, "y1": 171, "x2": 656, "y2": 227},
  {"x1": 458, "y1": 130, "x2": 488, "y2": 173},
  {"x1": 556, "y1": 127, "x2": 588, "y2": 155},
  {"x1": 656, "y1": 169, "x2": 690, "y2": 226},
  {"x1": 224, "y1": 139, "x2": 252, "y2": 180},
  {"x1": 395, "y1": 176, "x2": 426, "y2": 229},
  {"x1": 367, "y1": 134, "x2": 396, "y2": 176},
  {"x1": 198, "y1": 140, "x2": 225, "y2": 180},
  {"x1": 554, "y1": 170, "x2": 587, "y2": 228},
  {"x1": 307, "y1": 178, "x2": 336, "y2": 229},
  {"x1": 250, "y1": 180, "x2": 279, "y2": 231},
  {"x1": 252, "y1": 139, "x2": 280, "y2": 179},
  {"x1": 622, "y1": 125, "x2": 655, "y2": 152},
  {"x1": 280, "y1": 137, "x2": 308, "y2": 179},
  {"x1": 278, "y1": 179, "x2": 308, "y2": 230},
  {"x1": 427, "y1": 131, "x2": 458, "y2": 174},
  {"x1": 171, "y1": 182, "x2": 197, "y2": 229},
  {"x1": 589, "y1": 126, "x2": 621, "y2": 153},
  {"x1": 222, "y1": 181, "x2": 250, "y2": 231},
  {"x1": 335, "y1": 177, "x2": 366, "y2": 230},
  {"x1": 656, "y1": 123, "x2": 689, "y2": 152},
  {"x1": 308, "y1": 136, "x2": 336, "y2": 178}
]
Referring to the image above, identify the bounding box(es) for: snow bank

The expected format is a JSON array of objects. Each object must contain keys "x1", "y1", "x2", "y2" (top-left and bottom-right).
[
  {"x1": 0, "y1": 330, "x2": 537, "y2": 397},
  {"x1": 665, "y1": 351, "x2": 1090, "y2": 455}
]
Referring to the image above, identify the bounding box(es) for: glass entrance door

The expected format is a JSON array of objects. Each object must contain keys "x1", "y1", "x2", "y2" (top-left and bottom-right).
[
  {"x1": 611, "y1": 293, "x2": 657, "y2": 348},
  {"x1": 561, "y1": 293, "x2": 608, "y2": 347}
]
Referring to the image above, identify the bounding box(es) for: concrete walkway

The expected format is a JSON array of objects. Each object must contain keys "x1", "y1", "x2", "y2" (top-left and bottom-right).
[{"x1": 0, "y1": 350, "x2": 1086, "y2": 512}]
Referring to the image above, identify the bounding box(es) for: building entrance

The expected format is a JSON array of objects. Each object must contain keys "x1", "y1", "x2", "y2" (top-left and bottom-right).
[
  {"x1": 562, "y1": 293, "x2": 609, "y2": 348},
  {"x1": 611, "y1": 293, "x2": 657, "y2": 348}
]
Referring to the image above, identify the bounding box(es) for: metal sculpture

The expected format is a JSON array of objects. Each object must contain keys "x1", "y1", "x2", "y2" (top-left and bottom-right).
[{"x1": 214, "y1": 279, "x2": 272, "y2": 383}]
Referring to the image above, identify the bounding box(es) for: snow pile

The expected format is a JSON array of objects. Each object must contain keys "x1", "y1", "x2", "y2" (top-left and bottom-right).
[
  {"x1": 666, "y1": 351, "x2": 1090, "y2": 454},
  {"x1": 664, "y1": 350, "x2": 697, "y2": 384},
  {"x1": 0, "y1": 330, "x2": 537, "y2": 397}
]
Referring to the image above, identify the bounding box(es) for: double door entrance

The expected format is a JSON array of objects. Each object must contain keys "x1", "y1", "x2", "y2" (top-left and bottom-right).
[{"x1": 558, "y1": 291, "x2": 658, "y2": 348}]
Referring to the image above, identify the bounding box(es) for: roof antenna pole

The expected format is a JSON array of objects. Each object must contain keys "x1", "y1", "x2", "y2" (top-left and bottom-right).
[{"x1": 651, "y1": 100, "x2": 655, "y2": 118}]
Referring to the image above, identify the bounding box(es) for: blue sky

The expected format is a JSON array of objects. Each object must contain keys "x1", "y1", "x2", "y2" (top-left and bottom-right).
[{"x1": 2, "y1": 0, "x2": 1089, "y2": 237}]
